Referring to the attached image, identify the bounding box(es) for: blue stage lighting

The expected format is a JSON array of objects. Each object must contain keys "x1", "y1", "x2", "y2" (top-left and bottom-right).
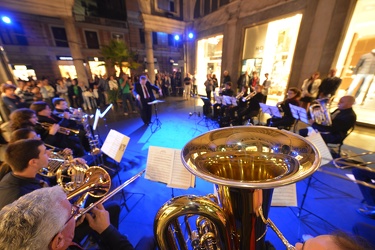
[
  {"x1": 188, "y1": 32, "x2": 194, "y2": 39},
  {"x1": 1, "y1": 16, "x2": 11, "y2": 24},
  {"x1": 174, "y1": 35, "x2": 180, "y2": 41}
]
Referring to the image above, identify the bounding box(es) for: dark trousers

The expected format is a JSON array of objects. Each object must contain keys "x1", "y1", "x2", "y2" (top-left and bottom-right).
[
  {"x1": 352, "y1": 168, "x2": 375, "y2": 206},
  {"x1": 137, "y1": 99, "x2": 153, "y2": 124}
]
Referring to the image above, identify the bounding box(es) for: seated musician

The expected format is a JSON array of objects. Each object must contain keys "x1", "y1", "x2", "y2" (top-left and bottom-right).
[
  {"x1": 0, "y1": 139, "x2": 126, "y2": 247},
  {"x1": 236, "y1": 85, "x2": 264, "y2": 125},
  {"x1": 0, "y1": 186, "x2": 157, "y2": 250},
  {"x1": 30, "y1": 101, "x2": 90, "y2": 154},
  {"x1": 213, "y1": 82, "x2": 234, "y2": 120},
  {"x1": 299, "y1": 95, "x2": 356, "y2": 144},
  {"x1": 10, "y1": 108, "x2": 84, "y2": 157},
  {"x1": 267, "y1": 87, "x2": 301, "y2": 128}
]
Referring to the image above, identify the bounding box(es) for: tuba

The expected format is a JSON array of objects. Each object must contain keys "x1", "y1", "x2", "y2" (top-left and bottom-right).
[
  {"x1": 309, "y1": 98, "x2": 332, "y2": 126},
  {"x1": 154, "y1": 126, "x2": 320, "y2": 250}
]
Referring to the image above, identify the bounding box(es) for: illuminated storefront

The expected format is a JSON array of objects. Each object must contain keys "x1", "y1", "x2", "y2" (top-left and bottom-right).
[
  {"x1": 12, "y1": 65, "x2": 36, "y2": 81},
  {"x1": 241, "y1": 14, "x2": 302, "y2": 104},
  {"x1": 88, "y1": 57, "x2": 106, "y2": 78},
  {"x1": 335, "y1": 0, "x2": 375, "y2": 125},
  {"x1": 196, "y1": 34, "x2": 223, "y2": 95}
]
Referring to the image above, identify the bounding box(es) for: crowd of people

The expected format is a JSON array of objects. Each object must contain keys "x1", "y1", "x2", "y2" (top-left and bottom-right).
[{"x1": 0, "y1": 67, "x2": 373, "y2": 249}]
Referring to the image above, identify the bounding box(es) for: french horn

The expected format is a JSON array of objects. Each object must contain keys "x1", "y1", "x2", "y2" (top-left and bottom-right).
[{"x1": 154, "y1": 126, "x2": 320, "y2": 250}]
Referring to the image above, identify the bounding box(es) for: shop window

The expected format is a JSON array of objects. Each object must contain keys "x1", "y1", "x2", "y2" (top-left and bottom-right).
[
  {"x1": 204, "y1": 0, "x2": 210, "y2": 15},
  {"x1": 51, "y1": 27, "x2": 69, "y2": 47},
  {"x1": 85, "y1": 30, "x2": 99, "y2": 49},
  {"x1": 212, "y1": 0, "x2": 218, "y2": 12},
  {"x1": 139, "y1": 29, "x2": 145, "y2": 44},
  {"x1": 220, "y1": 0, "x2": 229, "y2": 6},
  {"x1": 0, "y1": 21, "x2": 28, "y2": 46}
]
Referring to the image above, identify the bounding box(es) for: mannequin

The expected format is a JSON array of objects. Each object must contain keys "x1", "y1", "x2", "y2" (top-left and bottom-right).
[{"x1": 347, "y1": 49, "x2": 375, "y2": 105}]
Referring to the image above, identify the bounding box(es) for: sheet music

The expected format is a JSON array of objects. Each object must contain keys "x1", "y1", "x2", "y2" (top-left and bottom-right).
[
  {"x1": 215, "y1": 95, "x2": 223, "y2": 104},
  {"x1": 306, "y1": 129, "x2": 333, "y2": 166},
  {"x1": 271, "y1": 184, "x2": 297, "y2": 207},
  {"x1": 289, "y1": 104, "x2": 309, "y2": 124},
  {"x1": 222, "y1": 95, "x2": 232, "y2": 105},
  {"x1": 101, "y1": 129, "x2": 130, "y2": 163},
  {"x1": 167, "y1": 150, "x2": 194, "y2": 189},
  {"x1": 145, "y1": 146, "x2": 195, "y2": 189},
  {"x1": 259, "y1": 103, "x2": 282, "y2": 118}
]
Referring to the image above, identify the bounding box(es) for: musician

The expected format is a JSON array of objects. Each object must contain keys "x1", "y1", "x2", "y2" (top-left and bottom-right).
[
  {"x1": 267, "y1": 87, "x2": 301, "y2": 128},
  {"x1": 0, "y1": 139, "x2": 123, "y2": 246},
  {"x1": 30, "y1": 101, "x2": 89, "y2": 155},
  {"x1": 352, "y1": 168, "x2": 375, "y2": 219},
  {"x1": 0, "y1": 139, "x2": 48, "y2": 210},
  {"x1": 299, "y1": 95, "x2": 356, "y2": 144},
  {"x1": 133, "y1": 75, "x2": 162, "y2": 126},
  {"x1": 0, "y1": 186, "x2": 157, "y2": 250},
  {"x1": 236, "y1": 85, "x2": 264, "y2": 125},
  {"x1": 213, "y1": 82, "x2": 234, "y2": 120}
]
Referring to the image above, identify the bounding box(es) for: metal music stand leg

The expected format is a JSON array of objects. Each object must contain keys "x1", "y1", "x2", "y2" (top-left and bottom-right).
[
  {"x1": 151, "y1": 104, "x2": 162, "y2": 133},
  {"x1": 115, "y1": 162, "x2": 130, "y2": 212}
]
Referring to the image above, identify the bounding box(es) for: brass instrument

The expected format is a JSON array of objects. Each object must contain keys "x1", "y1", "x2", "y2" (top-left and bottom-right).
[
  {"x1": 318, "y1": 151, "x2": 375, "y2": 189},
  {"x1": 36, "y1": 122, "x2": 80, "y2": 135},
  {"x1": 39, "y1": 151, "x2": 66, "y2": 177},
  {"x1": 56, "y1": 158, "x2": 111, "y2": 207},
  {"x1": 309, "y1": 98, "x2": 332, "y2": 126},
  {"x1": 72, "y1": 169, "x2": 145, "y2": 220},
  {"x1": 154, "y1": 126, "x2": 320, "y2": 250},
  {"x1": 242, "y1": 90, "x2": 257, "y2": 102}
]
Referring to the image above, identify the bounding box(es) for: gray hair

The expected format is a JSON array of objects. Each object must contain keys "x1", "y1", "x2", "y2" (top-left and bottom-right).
[{"x1": 0, "y1": 186, "x2": 69, "y2": 250}]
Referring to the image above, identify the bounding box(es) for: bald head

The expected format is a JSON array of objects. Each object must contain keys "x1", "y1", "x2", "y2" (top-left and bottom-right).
[{"x1": 338, "y1": 95, "x2": 355, "y2": 110}]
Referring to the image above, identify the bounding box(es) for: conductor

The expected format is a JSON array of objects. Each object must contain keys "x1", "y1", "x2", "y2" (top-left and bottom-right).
[{"x1": 133, "y1": 75, "x2": 163, "y2": 125}]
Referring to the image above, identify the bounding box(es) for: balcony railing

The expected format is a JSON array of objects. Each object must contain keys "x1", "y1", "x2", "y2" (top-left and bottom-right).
[{"x1": 74, "y1": 14, "x2": 128, "y2": 29}]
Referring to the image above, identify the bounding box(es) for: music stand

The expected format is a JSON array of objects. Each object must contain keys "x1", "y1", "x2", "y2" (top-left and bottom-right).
[
  {"x1": 148, "y1": 99, "x2": 164, "y2": 133},
  {"x1": 259, "y1": 103, "x2": 282, "y2": 118},
  {"x1": 188, "y1": 94, "x2": 200, "y2": 118},
  {"x1": 197, "y1": 96, "x2": 216, "y2": 130},
  {"x1": 289, "y1": 104, "x2": 309, "y2": 132}
]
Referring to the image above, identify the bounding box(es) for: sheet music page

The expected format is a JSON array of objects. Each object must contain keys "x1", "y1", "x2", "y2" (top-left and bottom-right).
[
  {"x1": 167, "y1": 149, "x2": 195, "y2": 189},
  {"x1": 271, "y1": 184, "x2": 297, "y2": 207},
  {"x1": 145, "y1": 146, "x2": 174, "y2": 184},
  {"x1": 101, "y1": 129, "x2": 130, "y2": 163},
  {"x1": 306, "y1": 130, "x2": 333, "y2": 166}
]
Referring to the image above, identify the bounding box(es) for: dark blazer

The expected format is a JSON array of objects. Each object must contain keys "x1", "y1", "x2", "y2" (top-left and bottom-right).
[
  {"x1": 313, "y1": 108, "x2": 356, "y2": 143},
  {"x1": 133, "y1": 81, "x2": 159, "y2": 102}
]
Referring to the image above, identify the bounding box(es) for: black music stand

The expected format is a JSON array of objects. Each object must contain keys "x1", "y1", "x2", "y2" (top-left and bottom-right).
[
  {"x1": 188, "y1": 94, "x2": 200, "y2": 118},
  {"x1": 197, "y1": 96, "x2": 216, "y2": 130},
  {"x1": 148, "y1": 100, "x2": 164, "y2": 133},
  {"x1": 289, "y1": 104, "x2": 309, "y2": 132}
]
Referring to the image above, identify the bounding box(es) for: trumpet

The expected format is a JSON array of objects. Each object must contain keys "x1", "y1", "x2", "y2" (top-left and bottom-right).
[{"x1": 36, "y1": 122, "x2": 80, "y2": 135}]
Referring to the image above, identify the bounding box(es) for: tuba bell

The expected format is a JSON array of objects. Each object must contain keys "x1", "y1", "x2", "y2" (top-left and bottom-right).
[{"x1": 154, "y1": 126, "x2": 320, "y2": 250}]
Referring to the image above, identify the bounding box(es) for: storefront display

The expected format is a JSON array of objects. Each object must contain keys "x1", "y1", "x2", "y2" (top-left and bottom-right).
[
  {"x1": 195, "y1": 34, "x2": 223, "y2": 95},
  {"x1": 335, "y1": 0, "x2": 375, "y2": 125},
  {"x1": 242, "y1": 14, "x2": 302, "y2": 103}
]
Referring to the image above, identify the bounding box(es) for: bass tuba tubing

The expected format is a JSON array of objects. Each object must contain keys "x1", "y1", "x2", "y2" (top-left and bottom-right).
[{"x1": 154, "y1": 126, "x2": 321, "y2": 250}]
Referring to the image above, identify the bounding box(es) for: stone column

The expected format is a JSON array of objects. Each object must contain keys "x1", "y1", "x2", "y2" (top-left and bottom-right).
[
  {"x1": 222, "y1": 18, "x2": 238, "y2": 90},
  {"x1": 63, "y1": 16, "x2": 88, "y2": 86},
  {"x1": 144, "y1": 29, "x2": 155, "y2": 83}
]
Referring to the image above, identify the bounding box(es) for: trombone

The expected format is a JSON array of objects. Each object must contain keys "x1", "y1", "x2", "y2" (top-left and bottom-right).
[
  {"x1": 319, "y1": 151, "x2": 375, "y2": 189},
  {"x1": 69, "y1": 169, "x2": 145, "y2": 220}
]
